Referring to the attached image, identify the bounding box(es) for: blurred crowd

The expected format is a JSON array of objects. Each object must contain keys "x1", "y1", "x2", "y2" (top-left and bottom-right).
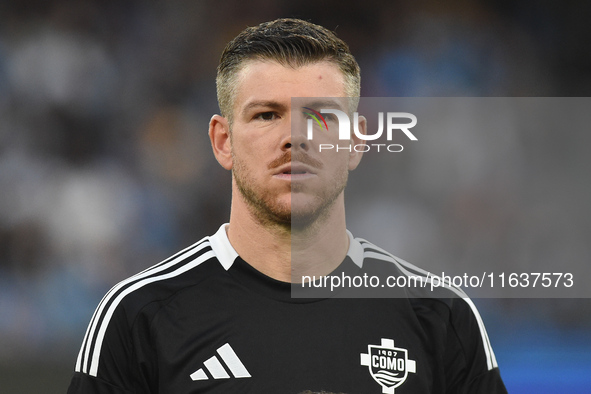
[{"x1": 0, "y1": 0, "x2": 590, "y2": 363}]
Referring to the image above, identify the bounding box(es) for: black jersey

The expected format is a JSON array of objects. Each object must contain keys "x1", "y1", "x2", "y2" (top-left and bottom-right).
[{"x1": 68, "y1": 224, "x2": 507, "y2": 394}]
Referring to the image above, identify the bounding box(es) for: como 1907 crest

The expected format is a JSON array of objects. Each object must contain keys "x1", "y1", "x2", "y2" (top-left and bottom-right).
[{"x1": 360, "y1": 338, "x2": 416, "y2": 393}]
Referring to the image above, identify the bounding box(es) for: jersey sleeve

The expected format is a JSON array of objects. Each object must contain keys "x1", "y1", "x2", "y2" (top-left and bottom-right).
[
  {"x1": 67, "y1": 372, "x2": 134, "y2": 394},
  {"x1": 445, "y1": 297, "x2": 508, "y2": 394},
  {"x1": 67, "y1": 292, "x2": 157, "y2": 394}
]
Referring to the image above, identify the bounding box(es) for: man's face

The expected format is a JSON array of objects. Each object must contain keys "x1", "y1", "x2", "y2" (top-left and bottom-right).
[{"x1": 228, "y1": 60, "x2": 360, "y2": 228}]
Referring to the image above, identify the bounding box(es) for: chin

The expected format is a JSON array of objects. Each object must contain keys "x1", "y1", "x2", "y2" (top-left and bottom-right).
[{"x1": 289, "y1": 205, "x2": 329, "y2": 229}]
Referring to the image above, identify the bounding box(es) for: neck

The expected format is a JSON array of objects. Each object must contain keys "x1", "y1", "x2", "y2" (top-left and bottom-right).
[{"x1": 226, "y1": 193, "x2": 349, "y2": 283}]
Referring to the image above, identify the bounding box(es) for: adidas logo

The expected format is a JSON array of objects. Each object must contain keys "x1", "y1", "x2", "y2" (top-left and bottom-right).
[{"x1": 190, "y1": 343, "x2": 251, "y2": 381}]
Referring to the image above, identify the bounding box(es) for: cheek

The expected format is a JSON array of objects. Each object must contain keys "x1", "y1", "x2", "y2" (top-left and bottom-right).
[
  {"x1": 319, "y1": 150, "x2": 350, "y2": 174},
  {"x1": 232, "y1": 143, "x2": 267, "y2": 179},
  {"x1": 232, "y1": 129, "x2": 269, "y2": 153},
  {"x1": 231, "y1": 135, "x2": 256, "y2": 160}
]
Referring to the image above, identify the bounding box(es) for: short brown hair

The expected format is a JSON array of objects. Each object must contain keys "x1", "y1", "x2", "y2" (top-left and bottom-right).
[{"x1": 216, "y1": 18, "x2": 361, "y2": 123}]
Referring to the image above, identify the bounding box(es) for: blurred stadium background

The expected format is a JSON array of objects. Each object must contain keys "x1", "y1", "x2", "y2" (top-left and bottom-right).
[{"x1": 0, "y1": 0, "x2": 590, "y2": 392}]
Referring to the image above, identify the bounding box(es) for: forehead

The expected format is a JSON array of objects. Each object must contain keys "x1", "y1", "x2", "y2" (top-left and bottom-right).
[{"x1": 232, "y1": 60, "x2": 347, "y2": 115}]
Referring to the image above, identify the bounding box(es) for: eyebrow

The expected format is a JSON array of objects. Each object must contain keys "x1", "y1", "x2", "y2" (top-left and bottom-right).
[
  {"x1": 239, "y1": 98, "x2": 347, "y2": 118},
  {"x1": 241, "y1": 100, "x2": 288, "y2": 116},
  {"x1": 299, "y1": 99, "x2": 347, "y2": 111}
]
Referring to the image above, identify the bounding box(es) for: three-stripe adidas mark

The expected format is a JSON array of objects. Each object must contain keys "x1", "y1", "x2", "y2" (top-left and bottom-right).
[{"x1": 190, "y1": 343, "x2": 251, "y2": 381}]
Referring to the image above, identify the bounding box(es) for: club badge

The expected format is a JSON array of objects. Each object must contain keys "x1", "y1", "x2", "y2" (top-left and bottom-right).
[{"x1": 360, "y1": 338, "x2": 416, "y2": 393}]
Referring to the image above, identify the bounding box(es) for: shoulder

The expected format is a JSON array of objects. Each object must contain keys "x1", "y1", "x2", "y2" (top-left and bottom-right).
[
  {"x1": 88, "y1": 224, "x2": 236, "y2": 328},
  {"x1": 354, "y1": 235, "x2": 499, "y2": 371},
  {"x1": 74, "y1": 225, "x2": 234, "y2": 378},
  {"x1": 355, "y1": 235, "x2": 474, "y2": 303},
  {"x1": 100, "y1": 236, "x2": 218, "y2": 325}
]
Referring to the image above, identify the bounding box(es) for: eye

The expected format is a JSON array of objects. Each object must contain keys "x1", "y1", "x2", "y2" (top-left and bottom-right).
[
  {"x1": 322, "y1": 113, "x2": 337, "y2": 122},
  {"x1": 255, "y1": 112, "x2": 279, "y2": 121}
]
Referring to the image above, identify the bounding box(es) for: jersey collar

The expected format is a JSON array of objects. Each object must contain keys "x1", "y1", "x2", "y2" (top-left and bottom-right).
[
  {"x1": 208, "y1": 223, "x2": 364, "y2": 270},
  {"x1": 208, "y1": 224, "x2": 238, "y2": 270}
]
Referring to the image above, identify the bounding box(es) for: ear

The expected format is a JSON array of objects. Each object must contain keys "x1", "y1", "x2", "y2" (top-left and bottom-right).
[
  {"x1": 348, "y1": 114, "x2": 366, "y2": 171},
  {"x1": 209, "y1": 114, "x2": 233, "y2": 170}
]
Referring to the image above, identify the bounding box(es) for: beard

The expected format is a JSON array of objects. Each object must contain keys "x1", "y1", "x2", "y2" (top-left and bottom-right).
[{"x1": 232, "y1": 150, "x2": 348, "y2": 230}]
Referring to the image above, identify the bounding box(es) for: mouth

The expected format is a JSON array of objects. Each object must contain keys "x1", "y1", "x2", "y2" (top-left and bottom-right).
[
  {"x1": 274, "y1": 163, "x2": 317, "y2": 179},
  {"x1": 283, "y1": 169, "x2": 308, "y2": 175}
]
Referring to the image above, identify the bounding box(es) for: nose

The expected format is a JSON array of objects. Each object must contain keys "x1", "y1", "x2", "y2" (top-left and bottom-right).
[
  {"x1": 283, "y1": 135, "x2": 310, "y2": 151},
  {"x1": 281, "y1": 113, "x2": 310, "y2": 152}
]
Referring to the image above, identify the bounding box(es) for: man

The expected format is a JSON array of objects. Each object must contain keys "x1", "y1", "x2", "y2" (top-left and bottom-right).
[{"x1": 68, "y1": 18, "x2": 507, "y2": 393}]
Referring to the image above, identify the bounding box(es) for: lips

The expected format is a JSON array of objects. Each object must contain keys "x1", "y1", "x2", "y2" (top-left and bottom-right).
[
  {"x1": 272, "y1": 162, "x2": 319, "y2": 181},
  {"x1": 276, "y1": 163, "x2": 316, "y2": 176}
]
